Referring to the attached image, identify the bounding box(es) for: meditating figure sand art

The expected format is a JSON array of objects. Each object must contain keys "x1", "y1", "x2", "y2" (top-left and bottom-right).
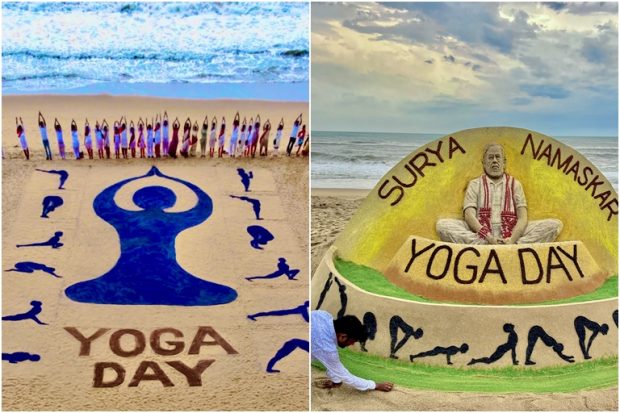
[
  {"x1": 40, "y1": 195, "x2": 63, "y2": 218},
  {"x1": 65, "y1": 166, "x2": 237, "y2": 306},
  {"x1": 312, "y1": 127, "x2": 617, "y2": 371}
]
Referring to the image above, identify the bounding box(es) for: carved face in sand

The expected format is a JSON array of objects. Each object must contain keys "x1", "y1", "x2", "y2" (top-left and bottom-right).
[{"x1": 482, "y1": 144, "x2": 505, "y2": 180}]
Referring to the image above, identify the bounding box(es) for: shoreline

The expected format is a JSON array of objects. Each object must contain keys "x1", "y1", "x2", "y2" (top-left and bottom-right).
[
  {"x1": 3, "y1": 81, "x2": 309, "y2": 102},
  {"x1": 311, "y1": 188, "x2": 369, "y2": 198}
]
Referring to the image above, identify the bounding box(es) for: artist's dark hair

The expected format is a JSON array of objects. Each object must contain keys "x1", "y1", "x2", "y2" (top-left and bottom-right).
[{"x1": 334, "y1": 315, "x2": 367, "y2": 342}]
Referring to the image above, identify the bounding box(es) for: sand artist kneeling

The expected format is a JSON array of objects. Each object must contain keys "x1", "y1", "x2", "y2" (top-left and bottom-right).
[
  {"x1": 311, "y1": 310, "x2": 393, "y2": 392},
  {"x1": 436, "y1": 143, "x2": 562, "y2": 245}
]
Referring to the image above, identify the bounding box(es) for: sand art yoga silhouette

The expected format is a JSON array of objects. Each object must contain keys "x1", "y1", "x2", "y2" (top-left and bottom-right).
[
  {"x1": 247, "y1": 225, "x2": 274, "y2": 249},
  {"x1": 41, "y1": 195, "x2": 63, "y2": 218},
  {"x1": 525, "y1": 325, "x2": 574, "y2": 365},
  {"x1": 230, "y1": 195, "x2": 262, "y2": 220},
  {"x1": 248, "y1": 301, "x2": 309, "y2": 322},
  {"x1": 65, "y1": 166, "x2": 237, "y2": 306},
  {"x1": 36, "y1": 169, "x2": 69, "y2": 189},
  {"x1": 574, "y1": 316, "x2": 609, "y2": 359},
  {"x1": 468, "y1": 323, "x2": 519, "y2": 366},
  {"x1": 410, "y1": 343, "x2": 469, "y2": 365},
  {"x1": 6, "y1": 262, "x2": 61, "y2": 278},
  {"x1": 389, "y1": 315, "x2": 424, "y2": 359},
  {"x1": 17, "y1": 231, "x2": 64, "y2": 249},
  {"x1": 245, "y1": 258, "x2": 300, "y2": 281},
  {"x1": 266, "y1": 338, "x2": 309, "y2": 373},
  {"x1": 3, "y1": 301, "x2": 47, "y2": 325},
  {"x1": 237, "y1": 168, "x2": 254, "y2": 192},
  {"x1": 3, "y1": 352, "x2": 41, "y2": 364}
]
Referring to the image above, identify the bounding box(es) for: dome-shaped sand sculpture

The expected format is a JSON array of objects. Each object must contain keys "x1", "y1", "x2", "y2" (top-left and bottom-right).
[{"x1": 312, "y1": 127, "x2": 617, "y2": 372}]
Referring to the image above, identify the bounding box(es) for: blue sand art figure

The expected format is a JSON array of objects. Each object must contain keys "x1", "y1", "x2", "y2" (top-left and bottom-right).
[
  {"x1": 248, "y1": 301, "x2": 309, "y2": 322},
  {"x1": 65, "y1": 166, "x2": 237, "y2": 306},
  {"x1": 3, "y1": 301, "x2": 47, "y2": 325},
  {"x1": 6, "y1": 262, "x2": 61, "y2": 278},
  {"x1": 266, "y1": 339, "x2": 309, "y2": 373},
  {"x1": 17, "y1": 231, "x2": 64, "y2": 249},
  {"x1": 36, "y1": 169, "x2": 69, "y2": 189},
  {"x1": 410, "y1": 343, "x2": 469, "y2": 365},
  {"x1": 3, "y1": 352, "x2": 41, "y2": 364},
  {"x1": 237, "y1": 168, "x2": 253, "y2": 192},
  {"x1": 245, "y1": 257, "x2": 300, "y2": 281},
  {"x1": 247, "y1": 225, "x2": 274, "y2": 249},
  {"x1": 468, "y1": 323, "x2": 519, "y2": 366},
  {"x1": 41, "y1": 195, "x2": 64, "y2": 218},
  {"x1": 389, "y1": 315, "x2": 424, "y2": 359},
  {"x1": 230, "y1": 195, "x2": 262, "y2": 220},
  {"x1": 525, "y1": 325, "x2": 574, "y2": 365}
]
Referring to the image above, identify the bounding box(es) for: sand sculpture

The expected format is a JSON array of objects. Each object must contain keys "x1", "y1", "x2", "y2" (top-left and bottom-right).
[{"x1": 312, "y1": 127, "x2": 617, "y2": 373}]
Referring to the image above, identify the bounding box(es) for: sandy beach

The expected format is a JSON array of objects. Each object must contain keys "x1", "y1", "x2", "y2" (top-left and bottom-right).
[
  {"x1": 3, "y1": 95, "x2": 308, "y2": 411},
  {"x1": 310, "y1": 188, "x2": 617, "y2": 411}
]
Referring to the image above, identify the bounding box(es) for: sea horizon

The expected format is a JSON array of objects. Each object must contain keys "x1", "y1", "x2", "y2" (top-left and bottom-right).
[{"x1": 312, "y1": 130, "x2": 618, "y2": 190}]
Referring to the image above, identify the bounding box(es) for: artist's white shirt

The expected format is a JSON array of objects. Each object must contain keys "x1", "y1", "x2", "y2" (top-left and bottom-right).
[{"x1": 311, "y1": 310, "x2": 376, "y2": 391}]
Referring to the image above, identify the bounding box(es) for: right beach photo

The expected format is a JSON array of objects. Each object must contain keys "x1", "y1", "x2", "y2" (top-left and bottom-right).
[{"x1": 310, "y1": 2, "x2": 618, "y2": 411}]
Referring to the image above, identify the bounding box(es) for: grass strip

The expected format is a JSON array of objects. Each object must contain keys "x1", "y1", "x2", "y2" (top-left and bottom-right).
[{"x1": 313, "y1": 349, "x2": 618, "y2": 393}]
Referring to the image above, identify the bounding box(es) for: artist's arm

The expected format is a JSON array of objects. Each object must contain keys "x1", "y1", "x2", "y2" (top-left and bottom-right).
[
  {"x1": 314, "y1": 350, "x2": 392, "y2": 391},
  {"x1": 39, "y1": 112, "x2": 46, "y2": 126}
]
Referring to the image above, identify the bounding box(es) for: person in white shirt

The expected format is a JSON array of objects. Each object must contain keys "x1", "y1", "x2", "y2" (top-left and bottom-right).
[{"x1": 311, "y1": 310, "x2": 394, "y2": 392}]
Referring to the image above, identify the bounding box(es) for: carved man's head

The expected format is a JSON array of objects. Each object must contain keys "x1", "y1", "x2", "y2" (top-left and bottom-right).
[{"x1": 482, "y1": 143, "x2": 505, "y2": 179}]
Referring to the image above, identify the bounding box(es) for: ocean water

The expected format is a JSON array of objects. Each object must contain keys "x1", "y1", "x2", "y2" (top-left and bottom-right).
[
  {"x1": 311, "y1": 131, "x2": 619, "y2": 190},
  {"x1": 2, "y1": 2, "x2": 309, "y2": 94}
]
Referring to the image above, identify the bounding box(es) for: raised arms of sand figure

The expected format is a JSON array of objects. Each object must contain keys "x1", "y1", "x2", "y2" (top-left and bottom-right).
[{"x1": 64, "y1": 166, "x2": 237, "y2": 306}]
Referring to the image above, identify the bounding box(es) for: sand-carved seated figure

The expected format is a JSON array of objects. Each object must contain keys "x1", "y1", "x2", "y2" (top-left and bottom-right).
[{"x1": 436, "y1": 143, "x2": 563, "y2": 245}]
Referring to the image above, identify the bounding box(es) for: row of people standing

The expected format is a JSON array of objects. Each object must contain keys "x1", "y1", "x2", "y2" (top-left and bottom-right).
[{"x1": 15, "y1": 112, "x2": 307, "y2": 160}]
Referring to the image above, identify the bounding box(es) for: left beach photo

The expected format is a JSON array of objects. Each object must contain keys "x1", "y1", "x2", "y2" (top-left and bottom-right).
[{"x1": 2, "y1": 2, "x2": 309, "y2": 410}]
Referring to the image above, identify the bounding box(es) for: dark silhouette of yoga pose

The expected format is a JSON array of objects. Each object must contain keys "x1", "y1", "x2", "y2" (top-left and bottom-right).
[
  {"x1": 574, "y1": 316, "x2": 609, "y2": 359},
  {"x1": 266, "y1": 338, "x2": 309, "y2": 373},
  {"x1": 247, "y1": 225, "x2": 274, "y2": 249},
  {"x1": 237, "y1": 168, "x2": 254, "y2": 192},
  {"x1": 36, "y1": 169, "x2": 69, "y2": 189},
  {"x1": 3, "y1": 301, "x2": 47, "y2": 325},
  {"x1": 360, "y1": 312, "x2": 377, "y2": 352},
  {"x1": 230, "y1": 195, "x2": 262, "y2": 220},
  {"x1": 3, "y1": 352, "x2": 40, "y2": 364},
  {"x1": 7, "y1": 262, "x2": 61, "y2": 278},
  {"x1": 64, "y1": 166, "x2": 237, "y2": 306},
  {"x1": 248, "y1": 301, "x2": 309, "y2": 322},
  {"x1": 334, "y1": 277, "x2": 348, "y2": 319},
  {"x1": 245, "y1": 258, "x2": 300, "y2": 281},
  {"x1": 613, "y1": 310, "x2": 618, "y2": 328},
  {"x1": 468, "y1": 323, "x2": 519, "y2": 366},
  {"x1": 389, "y1": 315, "x2": 424, "y2": 359},
  {"x1": 410, "y1": 343, "x2": 469, "y2": 365},
  {"x1": 17, "y1": 231, "x2": 64, "y2": 249},
  {"x1": 41, "y1": 195, "x2": 63, "y2": 218},
  {"x1": 315, "y1": 272, "x2": 333, "y2": 310},
  {"x1": 525, "y1": 325, "x2": 574, "y2": 365}
]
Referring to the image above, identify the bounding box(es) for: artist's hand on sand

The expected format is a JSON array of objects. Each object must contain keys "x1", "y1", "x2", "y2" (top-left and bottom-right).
[
  {"x1": 375, "y1": 382, "x2": 394, "y2": 392},
  {"x1": 316, "y1": 380, "x2": 342, "y2": 389}
]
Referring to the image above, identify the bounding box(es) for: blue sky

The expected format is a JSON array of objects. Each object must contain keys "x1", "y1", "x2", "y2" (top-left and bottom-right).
[{"x1": 312, "y1": 2, "x2": 618, "y2": 136}]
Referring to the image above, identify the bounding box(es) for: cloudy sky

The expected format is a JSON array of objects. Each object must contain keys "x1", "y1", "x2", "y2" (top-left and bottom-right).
[{"x1": 312, "y1": 2, "x2": 618, "y2": 136}]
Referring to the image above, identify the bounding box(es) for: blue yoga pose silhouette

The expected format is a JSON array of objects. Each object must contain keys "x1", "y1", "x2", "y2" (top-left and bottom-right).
[
  {"x1": 65, "y1": 166, "x2": 237, "y2": 306},
  {"x1": 237, "y1": 168, "x2": 253, "y2": 192}
]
